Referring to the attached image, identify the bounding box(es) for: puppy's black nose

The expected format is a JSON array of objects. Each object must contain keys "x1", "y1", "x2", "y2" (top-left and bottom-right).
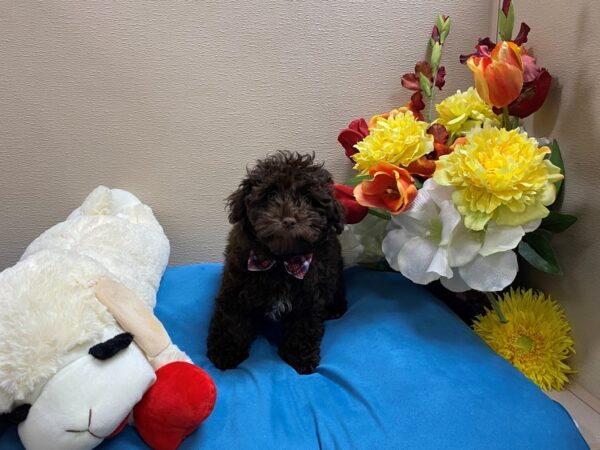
[{"x1": 282, "y1": 217, "x2": 297, "y2": 228}]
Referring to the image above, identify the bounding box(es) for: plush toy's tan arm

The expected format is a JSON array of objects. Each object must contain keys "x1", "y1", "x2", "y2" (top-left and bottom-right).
[{"x1": 95, "y1": 278, "x2": 172, "y2": 359}]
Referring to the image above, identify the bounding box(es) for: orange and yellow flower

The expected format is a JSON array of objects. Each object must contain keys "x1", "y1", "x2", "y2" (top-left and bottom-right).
[
  {"x1": 354, "y1": 162, "x2": 417, "y2": 214},
  {"x1": 467, "y1": 41, "x2": 524, "y2": 108}
]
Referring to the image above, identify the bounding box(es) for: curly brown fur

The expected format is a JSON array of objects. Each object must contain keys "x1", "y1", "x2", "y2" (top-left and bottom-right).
[{"x1": 207, "y1": 152, "x2": 347, "y2": 374}]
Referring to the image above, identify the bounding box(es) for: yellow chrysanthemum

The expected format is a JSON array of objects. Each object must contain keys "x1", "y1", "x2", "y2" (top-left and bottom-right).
[
  {"x1": 353, "y1": 111, "x2": 433, "y2": 174},
  {"x1": 434, "y1": 87, "x2": 500, "y2": 138},
  {"x1": 434, "y1": 125, "x2": 563, "y2": 230},
  {"x1": 473, "y1": 288, "x2": 575, "y2": 391}
]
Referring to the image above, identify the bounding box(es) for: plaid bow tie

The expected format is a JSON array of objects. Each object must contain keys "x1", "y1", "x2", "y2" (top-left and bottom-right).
[{"x1": 247, "y1": 250, "x2": 313, "y2": 280}]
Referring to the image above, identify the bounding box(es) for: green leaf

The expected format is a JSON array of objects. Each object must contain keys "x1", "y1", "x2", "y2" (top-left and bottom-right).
[
  {"x1": 419, "y1": 72, "x2": 432, "y2": 97},
  {"x1": 518, "y1": 232, "x2": 562, "y2": 275},
  {"x1": 437, "y1": 15, "x2": 451, "y2": 44},
  {"x1": 498, "y1": 2, "x2": 515, "y2": 41},
  {"x1": 413, "y1": 178, "x2": 423, "y2": 189},
  {"x1": 345, "y1": 175, "x2": 369, "y2": 187},
  {"x1": 549, "y1": 139, "x2": 565, "y2": 194},
  {"x1": 540, "y1": 211, "x2": 577, "y2": 233},
  {"x1": 430, "y1": 43, "x2": 442, "y2": 72}
]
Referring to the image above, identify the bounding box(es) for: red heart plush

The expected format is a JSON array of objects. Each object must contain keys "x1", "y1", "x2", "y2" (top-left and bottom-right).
[{"x1": 133, "y1": 362, "x2": 217, "y2": 450}]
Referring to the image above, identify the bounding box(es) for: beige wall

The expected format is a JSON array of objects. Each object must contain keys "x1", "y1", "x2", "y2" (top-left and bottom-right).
[
  {"x1": 516, "y1": 0, "x2": 600, "y2": 398},
  {"x1": 0, "y1": 0, "x2": 489, "y2": 266},
  {"x1": 1, "y1": 1, "x2": 597, "y2": 396}
]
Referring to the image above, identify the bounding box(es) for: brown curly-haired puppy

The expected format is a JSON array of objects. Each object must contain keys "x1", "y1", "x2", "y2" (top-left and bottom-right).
[{"x1": 207, "y1": 151, "x2": 347, "y2": 374}]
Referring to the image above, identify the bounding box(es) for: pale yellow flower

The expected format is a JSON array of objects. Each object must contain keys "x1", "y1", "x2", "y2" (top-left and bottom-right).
[
  {"x1": 353, "y1": 111, "x2": 433, "y2": 174},
  {"x1": 473, "y1": 288, "x2": 575, "y2": 391},
  {"x1": 435, "y1": 87, "x2": 500, "y2": 139},
  {"x1": 434, "y1": 125, "x2": 563, "y2": 230}
]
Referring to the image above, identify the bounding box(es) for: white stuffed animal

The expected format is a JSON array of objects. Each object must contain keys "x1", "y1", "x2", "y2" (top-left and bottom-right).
[{"x1": 0, "y1": 186, "x2": 193, "y2": 450}]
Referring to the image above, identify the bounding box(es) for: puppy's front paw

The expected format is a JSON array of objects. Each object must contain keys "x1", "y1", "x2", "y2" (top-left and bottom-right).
[
  {"x1": 207, "y1": 345, "x2": 249, "y2": 371},
  {"x1": 279, "y1": 349, "x2": 320, "y2": 375},
  {"x1": 327, "y1": 299, "x2": 347, "y2": 320}
]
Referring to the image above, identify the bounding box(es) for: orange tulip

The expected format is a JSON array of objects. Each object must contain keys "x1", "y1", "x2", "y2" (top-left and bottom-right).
[
  {"x1": 353, "y1": 162, "x2": 417, "y2": 214},
  {"x1": 467, "y1": 41, "x2": 524, "y2": 108}
]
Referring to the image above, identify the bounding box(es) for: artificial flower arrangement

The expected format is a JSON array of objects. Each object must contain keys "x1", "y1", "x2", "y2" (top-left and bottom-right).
[{"x1": 335, "y1": 1, "x2": 576, "y2": 391}]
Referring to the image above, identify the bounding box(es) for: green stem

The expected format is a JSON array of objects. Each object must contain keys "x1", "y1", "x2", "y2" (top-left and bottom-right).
[
  {"x1": 485, "y1": 292, "x2": 508, "y2": 324},
  {"x1": 367, "y1": 208, "x2": 391, "y2": 220},
  {"x1": 496, "y1": 0, "x2": 502, "y2": 41},
  {"x1": 502, "y1": 106, "x2": 511, "y2": 130},
  {"x1": 427, "y1": 69, "x2": 438, "y2": 123}
]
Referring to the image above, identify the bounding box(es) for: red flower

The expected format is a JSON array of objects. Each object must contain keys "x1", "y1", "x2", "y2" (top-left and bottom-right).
[
  {"x1": 401, "y1": 61, "x2": 446, "y2": 92},
  {"x1": 338, "y1": 118, "x2": 369, "y2": 160},
  {"x1": 405, "y1": 124, "x2": 453, "y2": 178},
  {"x1": 353, "y1": 163, "x2": 417, "y2": 215},
  {"x1": 334, "y1": 183, "x2": 368, "y2": 224},
  {"x1": 506, "y1": 67, "x2": 552, "y2": 118}
]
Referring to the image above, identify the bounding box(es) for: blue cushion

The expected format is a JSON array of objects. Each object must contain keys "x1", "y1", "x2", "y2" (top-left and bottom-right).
[{"x1": 1, "y1": 264, "x2": 587, "y2": 450}]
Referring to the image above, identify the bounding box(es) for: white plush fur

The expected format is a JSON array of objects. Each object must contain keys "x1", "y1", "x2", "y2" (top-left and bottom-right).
[{"x1": 0, "y1": 186, "x2": 170, "y2": 414}]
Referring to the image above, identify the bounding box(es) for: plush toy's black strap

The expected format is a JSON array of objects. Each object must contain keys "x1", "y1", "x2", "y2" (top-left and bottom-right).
[
  {"x1": 89, "y1": 332, "x2": 134, "y2": 360},
  {"x1": 0, "y1": 404, "x2": 31, "y2": 425}
]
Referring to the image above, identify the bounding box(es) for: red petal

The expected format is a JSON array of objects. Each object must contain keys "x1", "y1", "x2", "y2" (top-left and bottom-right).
[
  {"x1": 513, "y1": 22, "x2": 531, "y2": 46},
  {"x1": 408, "y1": 91, "x2": 426, "y2": 119},
  {"x1": 338, "y1": 118, "x2": 369, "y2": 159},
  {"x1": 502, "y1": 0, "x2": 511, "y2": 16},
  {"x1": 508, "y1": 69, "x2": 552, "y2": 118},
  {"x1": 334, "y1": 183, "x2": 368, "y2": 224},
  {"x1": 401, "y1": 73, "x2": 420, "y2": 91},
  {"x1": 415, "y1": 61, "x2": 433, "y2": 80},
  {"x1": 349, "y1": 118, "x2": 369, "y2": 136},
  {"x1": 431, "y1": 25, "x2": 440, "y2": 44},
  {"x1": 427, "y1": 124, "x2": 449, "y2": 145},
  {"x1": 435, "y1": 66, "x2": 446, "y2": 89}
]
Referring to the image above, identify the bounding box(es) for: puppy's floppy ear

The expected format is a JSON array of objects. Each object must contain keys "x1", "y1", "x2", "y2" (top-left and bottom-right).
[
  {"x1": 328, "y1": 184, "x2": 346, "y2": 235},
  {"x1": 227, "y1": 177, "x2": 253, "y2": 225}
]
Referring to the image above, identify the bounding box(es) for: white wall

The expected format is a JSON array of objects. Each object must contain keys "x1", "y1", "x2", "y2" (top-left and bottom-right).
[
  {"x1": 516, "y1": 0, "x2": 600, "y2": 399},
  {"x1": 0, "y1": 0, "x2": 489, "y2": 266}
]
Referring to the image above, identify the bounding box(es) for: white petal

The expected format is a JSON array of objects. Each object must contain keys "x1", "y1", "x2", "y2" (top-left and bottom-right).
[
  {"x1": 479, "y1": 222, "x2": 525, "y2": 256},
  {"x1": 438, "y1": 200, "x2": 461, "y2": 246},
  {"x1": 391, "y1": 213, "x2": 431, "y2": 237},
  {"x1": 522, "y1": 218, "x2": 542, "y2": 233},
  {"x1": 447, "y1": 224, "x2": 482, "y2": 267},
  {"x1": 440, "y1": 273, "x2": 471, "y2": 293},
  {"x1": 428, "y1": 247, "x2": 453, "y2": 279},
  {"x1": 382, "y1": 229, "x2": 411, "y2": 271},
  {"x1": 395, "y1": 236, "x2": 441, "y2": 284},
  {"x1": 458, "y1": 251, "x2": 518, "y2": 292},
  {"x1": 424, "y1": 179, "x2": 455, "y2": 206}
]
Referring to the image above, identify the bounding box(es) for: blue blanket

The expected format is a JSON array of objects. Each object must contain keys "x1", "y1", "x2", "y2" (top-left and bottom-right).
[{"x1": 1, "y1": 264, "x2": 587, "y2": 449}]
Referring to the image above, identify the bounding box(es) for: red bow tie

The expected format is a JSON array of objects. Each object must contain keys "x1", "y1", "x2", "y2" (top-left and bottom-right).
[{"x1": 247, "y1": 250, "x2": 313, "y2": 280}]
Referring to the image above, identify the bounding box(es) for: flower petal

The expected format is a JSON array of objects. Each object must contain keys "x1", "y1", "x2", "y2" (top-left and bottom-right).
[
  {"x1": 438, "y1": 200, "x2": 461, "y2": 246},
  {"x1": 522, "y1": 218, "x2": 542, "y2": 233},
  {"x1": 508, "y1": 69, "x2": 552, "y2": 118},
  {"x1": 447, "y1": 223, "x2": 482, "y2": 267},
  {"x1": 458, "y1": 251, "x2": 518, "y2": 292},
  {"x1": 479, "y1": 222, "x2": 525, "y2": 256},
  {"x1": 382, "y1": 229, "x2": 412, "y2": 271},
  {"x1": 394, "y1": 236, "x2": 443, "y2": 284},
  {"x1": 428, "y1": 247, "x2": 453, "y2": 279},
  {"x1": 441, "y1": 273, "x2": 471, "y2": 293}
]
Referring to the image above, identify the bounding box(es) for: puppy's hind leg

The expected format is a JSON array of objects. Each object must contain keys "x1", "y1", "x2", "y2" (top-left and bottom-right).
[{"x1": 327, "y1": 260, "x2": 347, "y2": 320}]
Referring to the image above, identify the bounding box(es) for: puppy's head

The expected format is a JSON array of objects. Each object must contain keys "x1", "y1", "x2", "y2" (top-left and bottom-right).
[{"x1": 228, "y1": 152, "x2": 344, "y2": 256}]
